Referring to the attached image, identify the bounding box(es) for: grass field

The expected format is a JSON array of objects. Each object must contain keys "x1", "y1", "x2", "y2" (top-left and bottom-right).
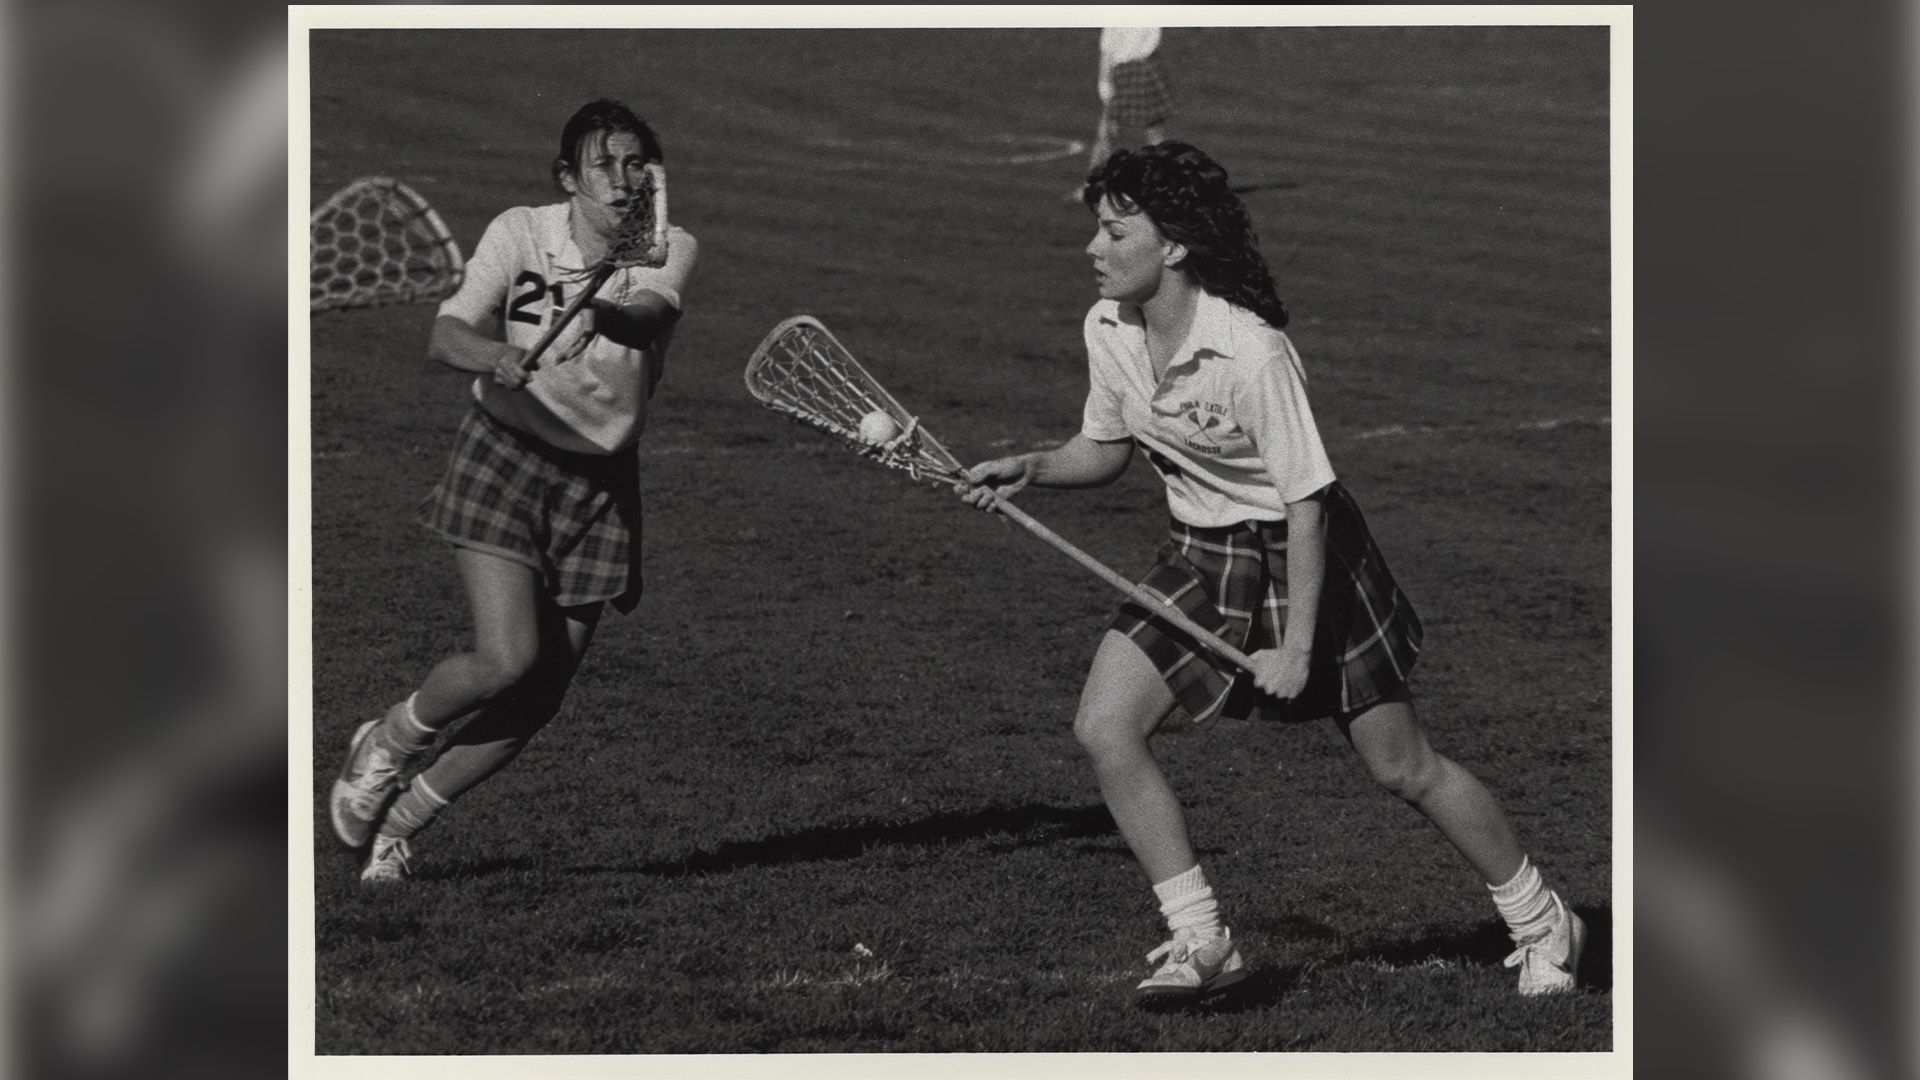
[{"x1": 305, "y1": 24, "x2": 1614, "y2": 1055}]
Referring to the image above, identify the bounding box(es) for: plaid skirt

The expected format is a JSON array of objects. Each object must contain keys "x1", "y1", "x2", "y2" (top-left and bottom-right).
[
  {"x1": 1110, "y1": 482, "x2": 1423, "y2": 732},
  {"x1": 419, "y1": 406, "x2": 644, "y2": 613},
  {"x1": 1108, "y1": 57, "x2": 1176, "y2": 127}
]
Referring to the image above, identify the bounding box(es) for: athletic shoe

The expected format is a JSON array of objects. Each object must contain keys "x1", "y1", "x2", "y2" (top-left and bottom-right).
[
  {"x1": 361, "y1": 835, "x2": 413, "y2": 886},
  {"x1": 328, "y1": 707, "x2": 422, "y2": 849},
  {"x1": 1504, "y1": 893, "x2": 1587, "y2": 995},
  {"x1": 1134, "y1": 928, "x2": 1248, "y2": 1005}
]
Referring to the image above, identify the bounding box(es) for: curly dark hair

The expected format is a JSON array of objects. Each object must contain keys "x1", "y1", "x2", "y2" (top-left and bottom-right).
[
  {"x1": 1082, "y1": 142, "x2": 1289, "y2": 329},
  {"x1": 552, "y1": 98, "x2": 663, "y2": 194}
]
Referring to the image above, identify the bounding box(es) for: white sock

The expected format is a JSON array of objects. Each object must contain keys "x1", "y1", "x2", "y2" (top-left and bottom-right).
[
  {"x1": 1152, "y1": 864, "x2": 1223, "y2": 939},
  {"x1": 378, "y1": 774, "x2": 449, "y2": 841},
  {"x1": 383, "y1": 693, "x2": 438, "y2": 755},
  {"x1": 1488, "y1": 856, "x2": 1558, "y2": 940}
]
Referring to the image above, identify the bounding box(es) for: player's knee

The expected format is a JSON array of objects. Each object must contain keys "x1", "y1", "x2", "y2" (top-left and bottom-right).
[
  {"x1": 1073, "y1": 707, "x2": 1140, "y2": 764},
  {"x1": 1365, "y1": 744, "x2": 1441, "y2": 802},
  {"x1": 472, "y1": 639, "x2": 540, "y2": 696}
]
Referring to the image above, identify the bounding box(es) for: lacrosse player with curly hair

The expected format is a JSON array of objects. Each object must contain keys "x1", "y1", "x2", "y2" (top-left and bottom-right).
[
  {"x1": 326, "y1": 98, "x2": 698, "y2": 884},
  {"x1": 963, "y1": 141, "x2": 1586, "y2": 1006}
]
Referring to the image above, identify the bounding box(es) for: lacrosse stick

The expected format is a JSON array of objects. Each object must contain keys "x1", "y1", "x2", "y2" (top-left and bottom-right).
[
  {"x1": 311, "y1": 177, "x2": 465, "y2": 313},
  {"x1": 744, "y1": 316, "x2": 1257, "y2": 674},
  {"x1": 520, "y1": 163, "x2": 670, "y2": 372}
]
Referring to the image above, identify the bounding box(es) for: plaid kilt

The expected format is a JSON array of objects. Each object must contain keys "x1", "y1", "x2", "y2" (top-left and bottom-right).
[
  {"x1": 419, "y1": 406, "x2": 644, "y2": 613},
  {"x1": 1110, "y1": 482, "x2": 1423, "y2": 732},
  {"x1": 1108, "y1": 57, "x2": 1176, "y2": 128}
]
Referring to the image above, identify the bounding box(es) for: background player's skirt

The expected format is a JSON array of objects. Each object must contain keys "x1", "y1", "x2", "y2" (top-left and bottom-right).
[
  {"x1": 1110, "y1": 482, "x2": 1424, "y2": 733},
  {"x1": 1107, "y1": 57, "x2": 1176, "y2": 128},
  {"x1": 419, "y1": 406, "x2": 645, "y2": 613}
]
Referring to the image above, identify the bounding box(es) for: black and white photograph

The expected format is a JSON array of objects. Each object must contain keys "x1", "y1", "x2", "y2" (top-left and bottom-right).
[{"x1": 298, "y1": 7, "x2": 1623, "y2": 1068}]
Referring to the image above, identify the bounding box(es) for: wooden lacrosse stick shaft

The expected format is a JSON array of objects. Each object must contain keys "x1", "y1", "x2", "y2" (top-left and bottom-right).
[
  {"x1": 519, "y1": 263, "x2": 615, "y2": 372},
  {"x1": 983, "y1": 492, "x2": 1258, "y2": 673}
]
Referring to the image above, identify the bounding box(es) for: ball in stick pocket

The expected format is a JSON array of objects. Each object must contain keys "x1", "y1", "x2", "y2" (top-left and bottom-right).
[{"x1": 859, "y1": 409, "x2": 902, "y2": 445}]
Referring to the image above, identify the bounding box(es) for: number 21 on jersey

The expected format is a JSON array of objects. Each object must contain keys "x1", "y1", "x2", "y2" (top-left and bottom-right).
[{"x1": 506, "y1": 271, "x2": 565, "y2": 327}]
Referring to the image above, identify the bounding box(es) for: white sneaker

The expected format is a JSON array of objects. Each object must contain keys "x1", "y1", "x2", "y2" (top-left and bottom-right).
[
  {"x1": 361, "y1": 835, "x2": 413, "y2": 886},
  {"x1": 1504, "y1": 893, "x2": 1587, "y2": 995},
  {"x1": 328, "y1": 707, "x2": 422, "y2": 849},
  {"x1": 1134, "y1": 928, "x2": 1248, "y2": 1005}
]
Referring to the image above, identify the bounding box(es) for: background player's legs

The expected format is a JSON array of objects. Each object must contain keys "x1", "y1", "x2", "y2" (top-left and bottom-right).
[
  {"x1": 1072, "y1": 109, "x2": 1119, "y2": 201},
  {"x1": 1086, "y1": 108, "x2": 1116, "y2": 176},
  {"x1": 1337, "y1": 697, "x2": 1523, "y2": 885},
  {"x1": 1074, "y1": 630, "x2": 1186, "y2": 881}
]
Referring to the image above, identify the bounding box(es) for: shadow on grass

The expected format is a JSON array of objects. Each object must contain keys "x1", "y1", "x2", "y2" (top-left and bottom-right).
[
  {"x1": 626, "y1": 802, "x2": 1121, "y2": 877},
  {"x1": 1137, "y1": 966, "x2": 1311, "y2": 1019},
  {"x1": 423, "y1": 803, "x2": 1122, "y2": 881},
  {"x1": 1288, "y1": 904, "x2": 1614, "y2": 996}
]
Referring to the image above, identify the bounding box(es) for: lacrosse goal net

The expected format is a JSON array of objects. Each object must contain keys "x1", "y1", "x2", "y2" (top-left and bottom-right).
[{"x1": 310, "y1": 177, "x2": 464, "y2": 313}]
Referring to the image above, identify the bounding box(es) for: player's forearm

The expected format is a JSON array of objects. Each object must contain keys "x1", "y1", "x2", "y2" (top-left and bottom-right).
[
  {"x1": 428, "y1": 315, "x2": 518, "y2": 374},
  {"x1": 1028, "y1": 434, "x2": 1133, "y2": 488},
  {"x1": 591, "y1": 294, "x2": 680, "y2": 350},
  {"x1": 1280, "y1": 495, "x2": 1327, "y2": 655}
]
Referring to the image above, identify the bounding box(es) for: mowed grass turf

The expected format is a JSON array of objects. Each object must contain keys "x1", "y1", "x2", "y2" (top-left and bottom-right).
[{"x1": 307, "y1": 26, "x2": 1613, "y2": 1054}]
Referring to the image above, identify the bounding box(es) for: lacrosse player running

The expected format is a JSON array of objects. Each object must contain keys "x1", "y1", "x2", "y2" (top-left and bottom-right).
[
  {"x1": 327, "y1": 99, "x2": 697, "y2": 883},
  {"x1": 963, "y1": 142, "x2": 1586, "y2": 1005}
]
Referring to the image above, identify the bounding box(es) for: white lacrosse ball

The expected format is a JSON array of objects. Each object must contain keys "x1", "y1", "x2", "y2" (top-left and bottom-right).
[{"x1": 859, "y1": 409, "x2": 901, "y2": 445}]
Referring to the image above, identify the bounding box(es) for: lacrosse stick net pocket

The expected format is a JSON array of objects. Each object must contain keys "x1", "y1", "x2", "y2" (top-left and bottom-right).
[{"x1": 745, "y1": 316, "x2": 967, "y2": 485}]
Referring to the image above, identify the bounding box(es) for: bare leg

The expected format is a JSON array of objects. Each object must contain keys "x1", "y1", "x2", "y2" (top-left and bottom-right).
[
  {"x1": 1087, "y1": 107, "x2": 1116, "y2": 172},
  {"x1": 1338, "y1": 696, "x2": 1525, "y2": 885},
  {"x1": 409, "y1": 547, "x2": 546, "y2": 728},
  {"x1": 1073, "y1": 631, "x2": 1191, "y2": 883},
  {"x1": 414, "y1": 602, "x2": 601, "y2": 802}
]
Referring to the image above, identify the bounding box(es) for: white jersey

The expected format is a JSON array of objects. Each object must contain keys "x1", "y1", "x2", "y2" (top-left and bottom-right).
[
  {"x1": 438, "y1": 202, "x2": 698, "y2": 454},
  {"x1": 1081, "y1": 292, "x2": 1336, "y2": 527},
  {"x1": 1097, "y1": 27, "x2": 1163, "y2": 103},
  {"x1": 1100, "y1": 27, "x2": 1162, "y2": 66}
]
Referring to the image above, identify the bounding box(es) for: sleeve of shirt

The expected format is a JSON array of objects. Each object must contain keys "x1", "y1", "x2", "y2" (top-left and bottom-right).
[
  {"x1": 1080, "y1": 310, "x2": 1131, "y2": 442},
  {"x1": 1239, "y1": 338, "x2": 1337, "y2": 504},
  {"x1": 436, "y1": 209, "x2": 520, "y2": 328}
]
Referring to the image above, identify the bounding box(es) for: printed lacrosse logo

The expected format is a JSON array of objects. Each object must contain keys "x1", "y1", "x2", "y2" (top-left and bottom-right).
[{"x1": 1177, "y1": 401, "x2": 1240, "y2": 455}]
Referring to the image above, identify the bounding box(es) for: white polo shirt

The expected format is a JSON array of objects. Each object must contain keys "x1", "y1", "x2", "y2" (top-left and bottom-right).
[
  {"x1": 1081, "y1": 292, "x2": 1336, "y2": 527},
  {"x1": 438, "y1": 202, "x2": 698, "y2": 455}
]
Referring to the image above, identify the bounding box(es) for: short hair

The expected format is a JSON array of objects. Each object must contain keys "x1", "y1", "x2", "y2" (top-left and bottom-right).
[
  {"x1": 1083, "y1": 142, "x2": 1289, "y2": 329},
  {"x1": 552, "y1": 99, "x2": 663, "y2": 193}
]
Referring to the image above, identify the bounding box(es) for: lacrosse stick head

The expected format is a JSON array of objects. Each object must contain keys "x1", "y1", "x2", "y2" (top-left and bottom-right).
[
  {"x1": 745, "y1": 316, "x2": 968, "y2": 486},
  {"x1": 600, "y1": 163, "x2": 670, "y2": 269}
]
